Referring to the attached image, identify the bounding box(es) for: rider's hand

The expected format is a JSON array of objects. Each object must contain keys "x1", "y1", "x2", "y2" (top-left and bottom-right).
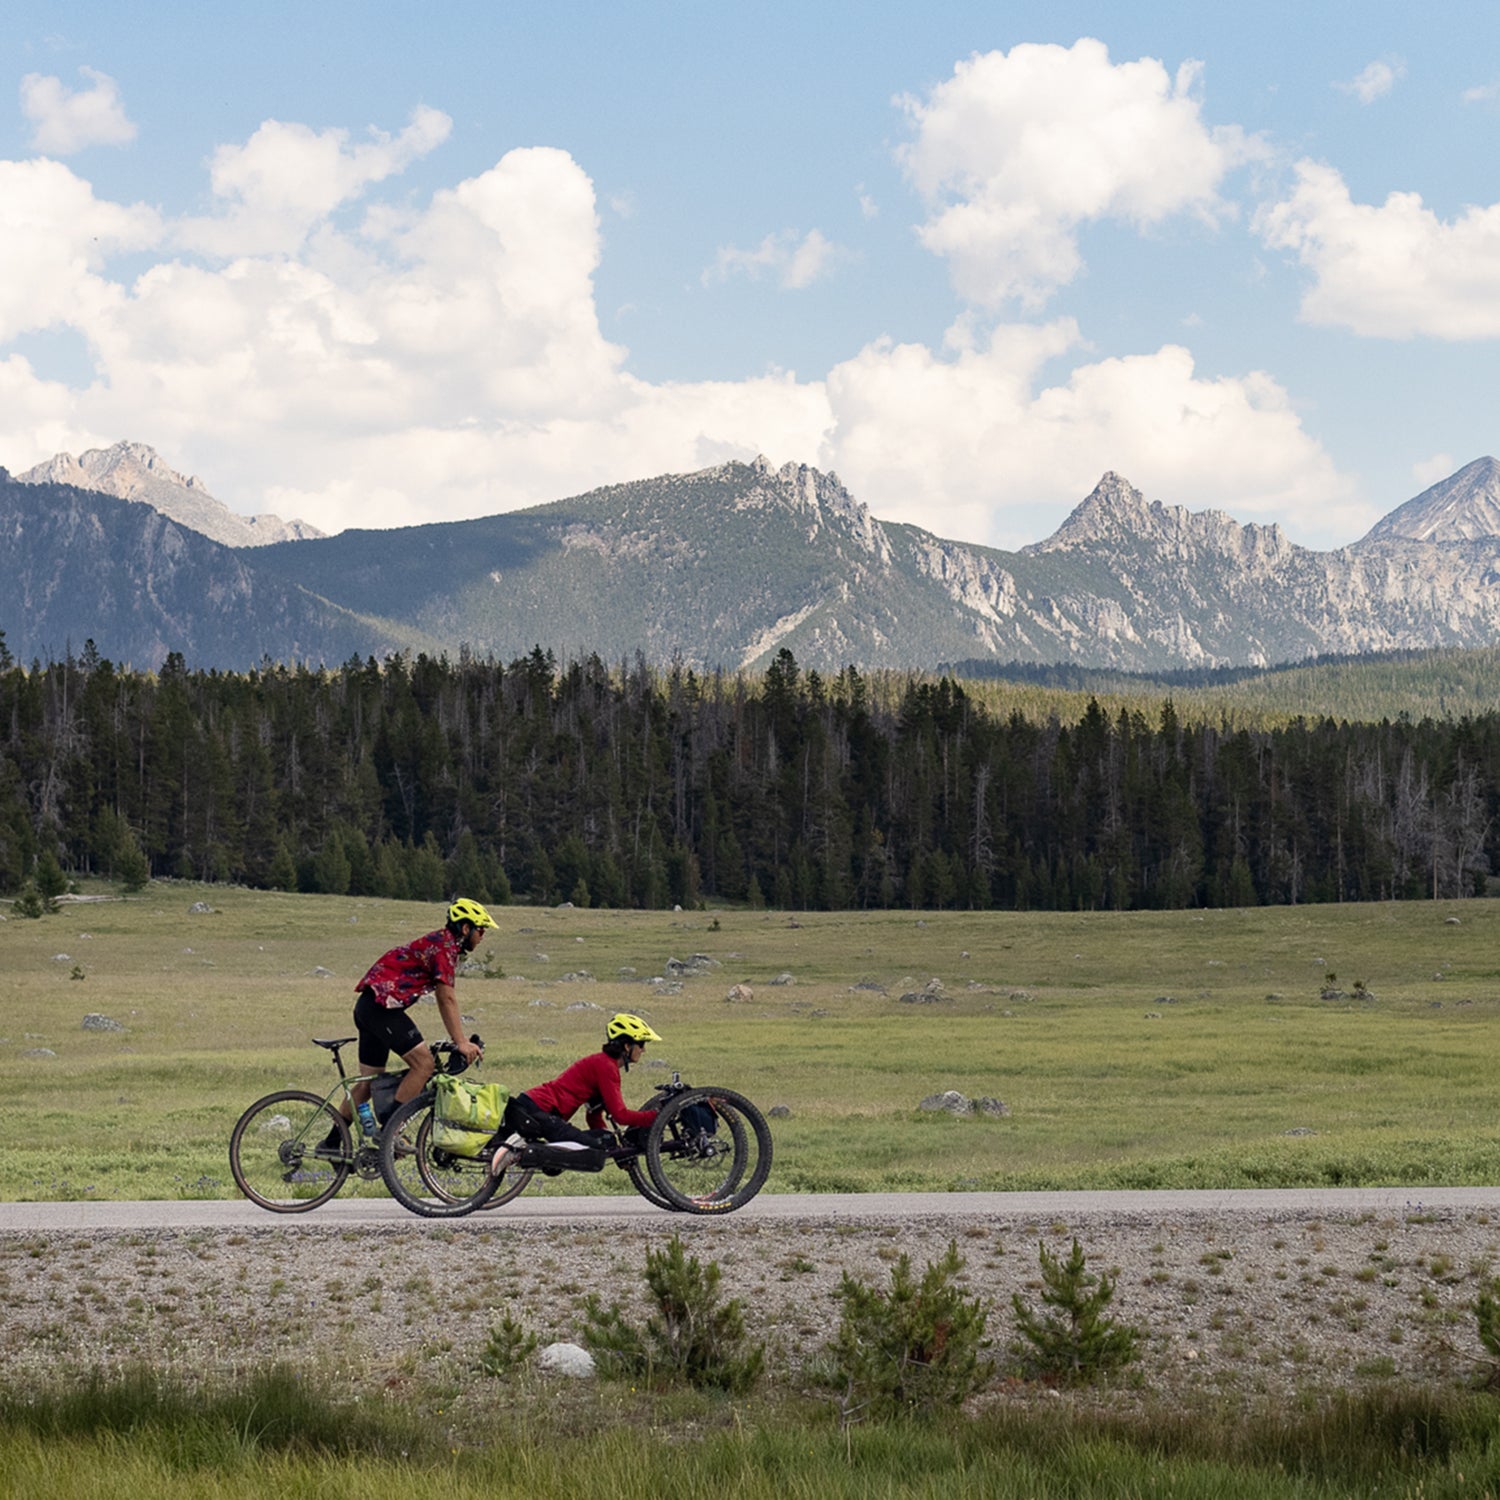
[{"x1": 457, "y1": 1037, "x2": 483, "y2": 1064}]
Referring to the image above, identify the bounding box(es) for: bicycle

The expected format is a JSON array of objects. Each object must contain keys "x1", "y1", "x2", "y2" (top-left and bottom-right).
[
  {"x1": 229, "y1": 1034, "x2": 484, "y2": 1213},
  {"x1": 378, "y1": 1074, "x2": 773, "y2": 1219}
]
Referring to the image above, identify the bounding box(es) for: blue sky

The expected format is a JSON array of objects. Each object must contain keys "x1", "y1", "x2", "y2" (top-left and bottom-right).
[{"x1": 2, "y1": 0, "x2": 1497, "y2": 550}]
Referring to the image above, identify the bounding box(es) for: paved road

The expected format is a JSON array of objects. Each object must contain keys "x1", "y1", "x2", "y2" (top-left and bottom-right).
[{"x1": 3, "y1": 1187, "x2": 1499, "y2": 1233}]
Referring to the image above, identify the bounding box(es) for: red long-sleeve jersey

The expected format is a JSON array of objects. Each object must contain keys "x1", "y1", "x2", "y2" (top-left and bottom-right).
[{"x1": 524, "y1": 1051, "x2": 658, "y2": 1132}]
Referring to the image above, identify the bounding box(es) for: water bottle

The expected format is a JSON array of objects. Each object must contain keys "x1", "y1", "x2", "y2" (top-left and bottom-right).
[{"x1": 357, "y1": 1100, "x2": 378, "y2": 1137}]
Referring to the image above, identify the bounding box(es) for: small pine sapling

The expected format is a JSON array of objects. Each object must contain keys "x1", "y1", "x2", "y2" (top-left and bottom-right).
[
  {"x1": 1011, "y1": 1238, "x2": 1140, "y2": 1384},
  {"x1": 477, "y1": 1310, "x2": 539, "y2": 1378},
  {"x1": 580, "y1": 1233, "x2": 763, "y2": 1392},
  {"x1": 830, "y1": 1239, "x2": 991, "y2": 1421},
  {"x1": 1473, "y1": 1277, "x2": 1500, "y2": 1388}
]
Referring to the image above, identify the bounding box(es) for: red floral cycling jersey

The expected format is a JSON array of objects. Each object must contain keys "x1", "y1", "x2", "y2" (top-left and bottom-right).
[{"x1": 356, "y1": 928, "x2": 459, "y2": 1010}]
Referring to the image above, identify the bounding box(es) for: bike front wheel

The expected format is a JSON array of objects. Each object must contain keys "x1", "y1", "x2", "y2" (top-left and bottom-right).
[
  {"x1": 379, "y1": 1095, "x2": 505, "y2": 1217},
  {"x1": 644, "y1": 1087, "x2": 772, "y2": 1214},
  {"x1": 230, "y1": 1089, "x2": 350, "y2": 1212}
]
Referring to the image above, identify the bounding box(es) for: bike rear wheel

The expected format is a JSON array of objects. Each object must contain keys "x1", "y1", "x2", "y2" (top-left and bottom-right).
[
  {"x1": 379, "y1": 1094, "x2": 505, "y2": 1217},
  {"x1": 644, "y1": 1087, "x2": 772, "y2": 1214},
  {"x1": 230, "y1": 1089, "x2": 350, "y2": 1212}
]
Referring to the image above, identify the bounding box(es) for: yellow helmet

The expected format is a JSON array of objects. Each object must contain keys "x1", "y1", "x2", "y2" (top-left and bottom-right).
[
  {"x1": 606, "y1": 1012, "x2": 662, "y2": 1043},
  {"x1": 447, "y1": 898, "x2": 496, "y2": 930}
]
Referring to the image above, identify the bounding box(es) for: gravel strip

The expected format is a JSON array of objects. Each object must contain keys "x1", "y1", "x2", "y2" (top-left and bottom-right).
[{"x1": 3, "y1": 1204, "x2": 1497, "y2": 1400}]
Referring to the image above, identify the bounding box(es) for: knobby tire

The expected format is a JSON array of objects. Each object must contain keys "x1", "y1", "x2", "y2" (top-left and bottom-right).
[
  {"x1": 379, "y1": 1093, "x2": 504, "y2": 1218},
  {"x1": 229, "y1": 1089, "x2": 350, "y2": 1213},
  {"x1": 644, "y1": 1086, "x2": 772, "y2": 1214}
]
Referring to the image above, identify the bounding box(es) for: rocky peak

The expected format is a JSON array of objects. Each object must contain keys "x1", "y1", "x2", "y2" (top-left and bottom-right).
[
  {"x1": 729, "y1": 456, "x2": 888, "y2": 559},
  {"x1": 17, "y1": 440, "x2": 322, "y2": 548},
  {"x1": 1029, "y1": 471, "x2": 1148, "y2": 548},
  {"x1": 25, "y1": 440, "x2": 208, "y2": 498},
  {"x1": 1027, "y1": 471, "x2": 1292, "y2": 566},
  {"x1": 1360, "y1": 456, "x2": 1500, "y2": 544}
]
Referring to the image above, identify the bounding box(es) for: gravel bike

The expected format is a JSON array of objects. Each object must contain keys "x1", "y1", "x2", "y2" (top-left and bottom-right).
[
  {"x1": 378, "y1": 1074, "x2": 772, "y2": 1219},
  {"x1": 229, "y1": 1034, "x2": 482, "y2": 1213}
]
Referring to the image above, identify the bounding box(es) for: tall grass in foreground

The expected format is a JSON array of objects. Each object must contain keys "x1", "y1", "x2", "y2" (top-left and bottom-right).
[{"x1": 5, "y1": 1368, "x2": 1500, "y2": 1499}]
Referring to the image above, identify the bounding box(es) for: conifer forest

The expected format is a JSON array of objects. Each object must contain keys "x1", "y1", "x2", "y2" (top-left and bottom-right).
[{"x1": 2, "y1": 639, "x2": 1497, "y2": 912}]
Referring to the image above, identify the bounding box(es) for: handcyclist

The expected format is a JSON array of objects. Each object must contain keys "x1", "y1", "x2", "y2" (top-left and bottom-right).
[
  {"x1": 491, "y1": 1012, "x2": 661, "y2": 1174},
  {"x1": 334, "y1": 899, "x2": 492, "y2": 1145}
]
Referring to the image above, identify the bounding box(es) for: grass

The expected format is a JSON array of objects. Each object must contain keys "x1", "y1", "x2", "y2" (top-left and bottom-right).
[
  {"x1": 5, "y1": 1365, "x2": 1500, "y2": 1499},
  {"x1": 3, "y1": 882, "x2": 1500, "y2": 1199}
]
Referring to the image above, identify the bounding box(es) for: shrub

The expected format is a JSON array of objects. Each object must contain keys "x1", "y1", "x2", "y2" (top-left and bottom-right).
[
  {"x1": 477, "y1": 1310, "x2": 539, "y2": 1378},
  {"x1": 13, "y1": 882, "x2": 46, "y2": 918},
  {"x1": 1011, "y1": 1238, "x2": 1140, "y2": 1384},
  {"x1": 830, "y1": 1239, "x2": 991, "y2": 1421},
  {"x1": 1473, "y1": 1276, "x2": 1500, "y2": 1388},
  {"x1": 580, "y1": 1233, "x2": 763, "y2": 1392},
  {"x1": 34, "y1": 852, "x2": 68, "y2": 904}
]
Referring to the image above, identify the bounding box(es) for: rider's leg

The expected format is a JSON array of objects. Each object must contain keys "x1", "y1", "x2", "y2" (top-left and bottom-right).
[
  {"x1": 394, "y1": 1039, "x2": 435, "y2": 1104},
  {"x1": 351, "y1": 988, "x2": 420, "y2": 1131}
]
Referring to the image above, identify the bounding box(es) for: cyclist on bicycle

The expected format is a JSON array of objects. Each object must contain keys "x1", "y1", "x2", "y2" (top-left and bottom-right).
[
  {"x1": 491, "y1": 1012, "x2": 661, "y2": 1174},
  {"x1": 348, "y1": 899, "x2": 492, "y2": 1134}
]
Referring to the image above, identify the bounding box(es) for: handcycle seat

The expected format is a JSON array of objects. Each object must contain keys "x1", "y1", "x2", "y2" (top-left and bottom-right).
[{"x1": 511, "y1": 1132, "x2": 610, "y2": 1175}]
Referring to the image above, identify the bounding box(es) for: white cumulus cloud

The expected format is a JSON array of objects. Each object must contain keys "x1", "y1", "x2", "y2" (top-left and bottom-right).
[
  {"x1": 0, "y1": 158, "x2": 161, "y2": 341},
  {"x1": 1258, "y1": 159, "x2": 1500, "y2": 338},
  {"x1": 897, "y1": 38, "x2": 1263, "y2": 308},
  {"x1": 1413, "y1": 453, "x2": 1456, "y2": 488},
  {"x1": 176, "y1": 106, "x2": 453, "y2": 257},
  {"x1": 20, "y1": 67, "x2": 136, "y2": 154},
  {"x1": 821, "y1": 322, "x2": 1359, "y2": 549},
  {"x1": 705, "y1": 228, "x2": 842, "y2": 290},
  {"x1": 1335, "y1": 59, "x2": 1406, "y2": 104},
  {"x1": 0, "y1": 101, "x2": 1354, "y2": 552}
]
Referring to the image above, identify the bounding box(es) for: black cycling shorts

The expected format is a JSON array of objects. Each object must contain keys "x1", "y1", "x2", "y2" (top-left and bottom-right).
[{"x1": 353, "y1": 988, "x2": 424, "y2": 1068}]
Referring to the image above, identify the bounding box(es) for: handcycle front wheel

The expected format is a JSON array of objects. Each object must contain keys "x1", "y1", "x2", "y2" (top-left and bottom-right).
[
  {"x1": 378, "y1": 1094, "x2": 510, "y2": 1218},
  {"x1": 644, "y1": 1086, "x2": 772, "y2": 1214},
  {"x1": 621, "y1": 1152, "x2": 679, "y2": 1210},
  {"x1": 230, "y1": 1089, "x2": 350, "y2": 1212}
]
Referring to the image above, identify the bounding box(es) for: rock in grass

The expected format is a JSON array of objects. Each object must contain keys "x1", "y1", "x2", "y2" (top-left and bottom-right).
[
  {"x1": 900, "y1": 978, "x2": 948, "y2": 1004},
  {"x1": 919, "y1": 1090, "x2": 972, "y2": 1114},
  {"x1": 725, "y1": 983, "x2": 754, "y2": 1003},
  {"x1": 538, "y1": 1342, "x2": 595, "y2": 1378},
  {"x1": 81, "y1": 1014, "x2": 124, "y2": 1032}
]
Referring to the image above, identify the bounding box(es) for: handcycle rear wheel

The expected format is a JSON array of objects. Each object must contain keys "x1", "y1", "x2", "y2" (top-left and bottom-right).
[
  {"x1": 378, "y1": 1094, "x2": 508, "y2": 1217},
  {"x1": 644, "y1": 1087, "x2": 772, "y2": 1214},
  {"x1": 229, "y1": 1089, "x2": 350, "y2": 1212}
]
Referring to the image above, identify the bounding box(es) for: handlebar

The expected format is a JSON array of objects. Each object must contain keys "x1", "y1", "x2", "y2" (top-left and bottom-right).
[{"x1": 432, "y1": 1033, "x2": 484, "y2": 1076}]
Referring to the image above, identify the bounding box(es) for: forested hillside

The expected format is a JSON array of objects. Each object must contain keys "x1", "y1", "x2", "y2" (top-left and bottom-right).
[{"x1": 2, "y1": 639, "x2": 1496, "y2": 912}]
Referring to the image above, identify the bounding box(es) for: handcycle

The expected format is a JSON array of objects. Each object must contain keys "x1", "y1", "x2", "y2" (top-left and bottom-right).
[
  {"x1": 377, "y1": 1073, "x2": 773, "y2": 1220},
  {"x1": 228, "y1": 1034, "x2": 485, "y2": 1213}
]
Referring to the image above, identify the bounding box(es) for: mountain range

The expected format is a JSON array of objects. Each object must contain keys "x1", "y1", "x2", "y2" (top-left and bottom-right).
[{"x1": 4, "y1": 444, "x2": 1500, "y2": 674}]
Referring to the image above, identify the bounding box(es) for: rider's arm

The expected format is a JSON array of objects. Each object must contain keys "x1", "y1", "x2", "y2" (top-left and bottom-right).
[
  {"x1": 592, "y1": 1055, "x2": 658, "y2": 1130},
  {"x1": 434, "y1": 983, "x2": 481, "y2": 1063}
]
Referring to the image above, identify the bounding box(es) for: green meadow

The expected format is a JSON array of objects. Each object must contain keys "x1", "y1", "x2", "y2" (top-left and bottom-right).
[{"x1": 3, "y1": 883, "x2": 1499, "y2": 1200}]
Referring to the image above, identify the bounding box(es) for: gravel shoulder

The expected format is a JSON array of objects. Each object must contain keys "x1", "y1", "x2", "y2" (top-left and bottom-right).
[{"x1": 3, "y1": 1193, "x2": 1498, "y2": 1402}]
